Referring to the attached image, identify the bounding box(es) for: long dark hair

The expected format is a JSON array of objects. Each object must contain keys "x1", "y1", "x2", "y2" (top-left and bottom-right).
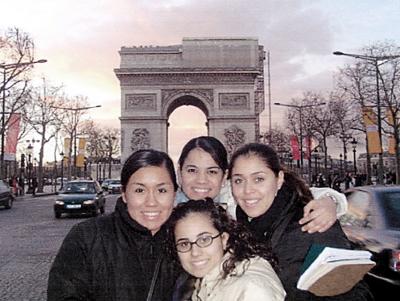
[
  {"x1": 166, "y1": 199, "x2": 277, "y2": 278},
  {"x1": 178, "y1": 136, "x2": 228, "y2": 172},
  {"x1": 121, "y1": 149, "x2": 178, "y2": 192},
  {"x1": 228, "y1": 143, "x2": 313, "y2": 205}
]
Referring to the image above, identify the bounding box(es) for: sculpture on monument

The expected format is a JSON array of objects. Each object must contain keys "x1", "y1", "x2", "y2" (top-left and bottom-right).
[
  {"x1": 130, "y1": 128, "x2": 151, "y2": 152},
  {"x1": 224, "y1": 125, "x2": 246, "y2": 156}
]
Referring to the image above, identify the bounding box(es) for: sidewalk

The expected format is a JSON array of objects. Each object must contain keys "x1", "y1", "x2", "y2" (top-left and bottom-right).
[{"x1": 16, "y1": 185, "x2": 58, "y2": 200}]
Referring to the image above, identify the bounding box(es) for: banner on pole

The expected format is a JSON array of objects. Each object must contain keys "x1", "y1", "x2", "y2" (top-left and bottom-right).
[
  {"x1": 290, "y1": 135, "x2": 300, "y2": 160},
  {"x1": 362, "y1": 107, "x2": 382, "y2": 154},
  {"x1": 63, "y1": 138, "x2": 71, "y2": 165},
  {"x1": 386, "y1": 108, "x2": 396, "y2": 155},
  {"x1": 76, "y1": 138, "x2": 86, "y2": 167},
  {"x1": 4, "y1": 113, "x2": 21, "y2": 161}
]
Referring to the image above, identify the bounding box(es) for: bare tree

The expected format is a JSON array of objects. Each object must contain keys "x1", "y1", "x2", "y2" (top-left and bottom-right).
[
  {"x1": 336, "y1": 41, "x2": 400, "y2": 183},
  {"x1": 56, "y1": 96, "x2": 91, "y2": 179},
  {"x1": 23, "y1": 78, "x2": 64, "y2": 192},
  {"x1": 0, "y1": 27, "x2": 37, "y2": 178},
  {"x1": 81, "y1": 121, "x2": 120, "y2": 180}
]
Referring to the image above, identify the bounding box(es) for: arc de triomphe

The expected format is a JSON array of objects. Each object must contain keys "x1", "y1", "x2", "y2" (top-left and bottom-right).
[{"x1": 114, "y1": 37, "x2": 265, "y2": 161}]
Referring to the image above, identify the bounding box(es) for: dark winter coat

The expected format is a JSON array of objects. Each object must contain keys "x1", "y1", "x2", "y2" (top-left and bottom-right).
[
  {"x1": 236, "y1": 182, "x2": 374, "y2": 301},
  {"x1": 47, "y1": 198, "x2": 178, "y2": 301}
]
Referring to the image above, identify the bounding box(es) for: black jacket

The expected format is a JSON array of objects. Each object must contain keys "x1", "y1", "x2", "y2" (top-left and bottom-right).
[
  {"x1": 236, "y1": 182, "x2": 374, "y2": 301},
  {"x1": 48, "y1": 198, "x2": 178, "y2": 301}
]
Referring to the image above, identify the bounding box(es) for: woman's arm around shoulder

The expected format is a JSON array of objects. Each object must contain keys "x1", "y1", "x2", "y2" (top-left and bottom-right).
[{"x1": 300, "y1": 187, "x2": 348, "y2": 233}]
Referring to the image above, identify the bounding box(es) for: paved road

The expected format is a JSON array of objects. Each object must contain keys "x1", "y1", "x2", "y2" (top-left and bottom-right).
[{"x1": 0, "y1": 192, "x2": 118, "y2": 301}]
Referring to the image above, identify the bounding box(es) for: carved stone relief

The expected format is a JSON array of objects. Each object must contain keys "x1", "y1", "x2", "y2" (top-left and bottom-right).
[
  {"x1": 130, "y1": 128, "x2": 151, "y2": 152},
  {"x1": 125, "y1": 94, "x2": 156, "y2": 111},
  {"x1": 218, "y1": 93, "x2": 249, "y2": 110},
  {"x1": 161, "y1": 89, "x2": 213, "y2": 107},
  {"x1": 118, "y1": 73, "x2": 256, "y2": 86},
  {"x1": 224, "y1": 125, "x2": 246, "y2": 156}
]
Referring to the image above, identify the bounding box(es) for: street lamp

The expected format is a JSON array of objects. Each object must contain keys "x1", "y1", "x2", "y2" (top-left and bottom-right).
[
  {"x1": 59, "y1": 151, "x2": 65, "y2": 190},
  {"x1": 0, "y1": 59, "x2": 47, "y2": 179},
  {"x1": 51, "y1": 104, "x2": 101, "y2": 178},
  {"x1": 351, "y1": 138, "x2": 358, "y2": 174},
  {"x1": 26, "y1": 143, "x2": 33, "y2": 194},
  {"x1": 274, "y1": 102, "x2": 326, "y2": 173},
  {"x1": 333, "y1": 51, "x2": 400, "y2": 184},
  {"x1": 104, "y1": 135, "x2": 117, "y2": 179}
]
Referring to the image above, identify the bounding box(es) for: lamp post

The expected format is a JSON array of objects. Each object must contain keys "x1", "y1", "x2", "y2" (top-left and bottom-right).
[
  {"x1": 314, "y1": 148, "x2": 319, "y2": 178},
  {"x1": 60, "y1": 151, "x2": 65, "y2": 190},
  {"x1": 51, "y1": 105, "x2": 101, "y2": 178},
  {"x1": 104, "y1": 135, "x2": 117, "y2": 179},
  {"x1": 333, "y1": 51, "x2": 400, "y2": 184},
  {"x1": 26, "y1": 143, "x2": 33, "y2": 194},
  {"x1": 351, "y1": 138, "x2": 358, "y2": 174},
  {"x1": 339, "y1": 153, "x2": 343, "y2": 176},
  {"x1": 274, "y1": 102, "x2": 326, "y2": 175},
  {"x1": 0, "y1": 59, "x2": 47, "y2": 179}
]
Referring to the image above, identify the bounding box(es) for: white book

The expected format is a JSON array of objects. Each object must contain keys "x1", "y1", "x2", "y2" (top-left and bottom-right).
[{"x1": 297, "y1": 244, "x2": 375, "y2": 296}]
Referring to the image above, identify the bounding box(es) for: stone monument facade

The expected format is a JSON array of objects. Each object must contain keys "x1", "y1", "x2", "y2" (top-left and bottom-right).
[{"x1": 115, "y1": 37, "x2": 265, "y2": 161}]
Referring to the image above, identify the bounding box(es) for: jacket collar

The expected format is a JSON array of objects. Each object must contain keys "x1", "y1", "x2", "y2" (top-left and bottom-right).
[
  {"x1": 114, "y1": 197, "x2": 166, "y2": 239},
  {"x1": 236, "y1": 182, "x2": 298, "y2": 241}
]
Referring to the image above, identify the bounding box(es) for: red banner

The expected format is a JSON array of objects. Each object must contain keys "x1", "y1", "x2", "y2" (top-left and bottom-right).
[
  {"x1": 290, "y1": 135, "x2": 300, "y2": 160},
  {"x1": 5, "y1": 113, "x2": 21, "y2": 160}
]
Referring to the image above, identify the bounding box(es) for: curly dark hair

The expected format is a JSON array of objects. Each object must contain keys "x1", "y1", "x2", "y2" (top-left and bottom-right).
[{"x1": 165, "y1": 198, "x2": 277, "y2": 279}]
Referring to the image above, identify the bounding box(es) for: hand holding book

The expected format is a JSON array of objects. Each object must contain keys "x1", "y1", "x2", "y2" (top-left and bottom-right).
[{"x1": 297, "y1": 244, "x2": 375, "y2": 296}]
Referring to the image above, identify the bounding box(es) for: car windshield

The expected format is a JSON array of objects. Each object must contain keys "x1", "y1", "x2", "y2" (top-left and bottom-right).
[
  {"x1": 63, "y1": 182, "x2": 96, "y2": 194},
  {"x1": 110, "y1": 180, "x2": 120, "y2": 185},
  {"x1": 380, "y1": 191, "x2": 400, "y2": 229}
]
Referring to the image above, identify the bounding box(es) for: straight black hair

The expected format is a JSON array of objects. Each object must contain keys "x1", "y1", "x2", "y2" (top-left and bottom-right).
[
  {"x1": 121, "y1": 149, "x2": 178, "y2": 192},
  {"x1": 178, "y1": 136, "x2": 228, "y2": 172}
]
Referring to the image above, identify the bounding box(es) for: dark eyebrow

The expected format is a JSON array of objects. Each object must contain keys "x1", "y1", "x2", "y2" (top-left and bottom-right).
[
  {"x1": 176, "y1": 231, "x2": 213, "y2": 242},
  {"x1": 184, "y1": 164, "x2": 198, "y2": 168},
  {"x1": 231, "y1": 171, "x2": 267, "y2": 177},
  {"x1": 131, "y1": 182, "x2": 172, "y2": 187},
  {"x1": 207, "y1": 166, "x2": 221, "y2": 170}
]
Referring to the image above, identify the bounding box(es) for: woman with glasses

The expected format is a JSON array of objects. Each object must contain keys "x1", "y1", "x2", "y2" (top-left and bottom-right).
[{"x1": 166, "y1": 198, "x2": 286, "y2": 301}]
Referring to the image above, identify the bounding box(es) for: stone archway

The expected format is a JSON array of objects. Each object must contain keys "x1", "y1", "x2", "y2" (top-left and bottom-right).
[{"x1": 115, "y1": 37, "x2": 265, "y2": 161}]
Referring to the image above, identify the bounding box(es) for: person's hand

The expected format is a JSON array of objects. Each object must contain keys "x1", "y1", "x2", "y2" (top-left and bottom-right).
[{"x1": 299, "y1": 196, "x2": 337, "y2": 233}]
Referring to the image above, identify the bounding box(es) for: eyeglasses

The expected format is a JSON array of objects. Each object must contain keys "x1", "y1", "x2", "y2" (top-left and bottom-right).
[{"x1": 175, "y1": 233, "x2": 222, "y2": 253}]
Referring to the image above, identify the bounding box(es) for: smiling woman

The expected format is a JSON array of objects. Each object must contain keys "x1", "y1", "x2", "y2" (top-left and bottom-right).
[
  {"x1": 48, "y1": 149, "x2": 180, "y2": 301},
  {"x1": 166, "y1": 199, "x2": 286, "y2": 301}
]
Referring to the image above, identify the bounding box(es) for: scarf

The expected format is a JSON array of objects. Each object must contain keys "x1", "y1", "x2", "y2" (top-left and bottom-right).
[{"x1": 236, "y1": 182, "x2": 301, "y2": 248}]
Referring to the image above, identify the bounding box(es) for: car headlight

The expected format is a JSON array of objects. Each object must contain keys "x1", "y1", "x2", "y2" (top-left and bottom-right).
[
  {"x1": 55, "y1": 200, "x2": 64, "y2": 205},
  {"x1": 83, "y1": 200, "x2": 95, "y2": 205}
]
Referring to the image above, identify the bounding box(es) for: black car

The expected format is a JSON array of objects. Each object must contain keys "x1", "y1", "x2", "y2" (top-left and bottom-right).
[
  {"x1": 0, "y1": 180, "x2": 14, "y2": 209},
  {"x1": 341, "y1": 185, "x2": 400, "y2": 294},
  {"x1": 54, "y1": 180, "x2": 106, "y2": 218}
]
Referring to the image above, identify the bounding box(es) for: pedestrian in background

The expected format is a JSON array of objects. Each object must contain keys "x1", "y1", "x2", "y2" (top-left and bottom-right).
[
  {"x1": 18, "y1": 176, "x2": 25, "y2": 196},
  {"x1": 31, "y1": 177, "x2": 38, "y2": 196}
]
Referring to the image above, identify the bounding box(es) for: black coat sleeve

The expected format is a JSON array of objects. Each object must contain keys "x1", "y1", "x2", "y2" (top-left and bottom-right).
[{"x1": 47, "y1": 223, "x2": 93, "y2": 301}]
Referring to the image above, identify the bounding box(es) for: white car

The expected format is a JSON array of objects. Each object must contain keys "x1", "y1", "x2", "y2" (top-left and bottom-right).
[{"x1": 107, "y1": 179, "x2": 122, "y2": 194}]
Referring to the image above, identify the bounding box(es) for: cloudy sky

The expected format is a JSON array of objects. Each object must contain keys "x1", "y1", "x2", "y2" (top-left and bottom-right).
[{"x1": 2, "y1": 0, "x2": 400, "y2": 161}]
